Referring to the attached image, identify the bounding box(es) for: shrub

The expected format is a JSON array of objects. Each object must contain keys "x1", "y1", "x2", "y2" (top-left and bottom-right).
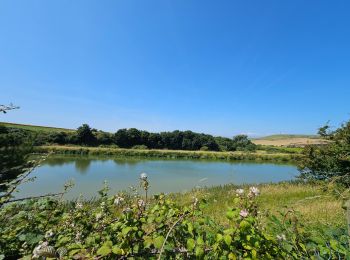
[{"x1": 0, "y1": 176, "x2": 348, "y2": 259}]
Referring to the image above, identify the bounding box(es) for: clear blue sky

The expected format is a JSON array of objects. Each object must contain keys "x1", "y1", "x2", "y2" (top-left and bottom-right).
[{"x1": 1, "y1": 0, "x2": 349, "y2": 137}]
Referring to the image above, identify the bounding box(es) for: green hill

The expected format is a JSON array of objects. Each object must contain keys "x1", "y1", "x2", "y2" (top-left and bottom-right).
[{"x1": 0, "y1": 122, "x2": 74, "y2": 133}]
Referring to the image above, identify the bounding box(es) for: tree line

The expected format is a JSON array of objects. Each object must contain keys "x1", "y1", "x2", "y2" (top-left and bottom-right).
[{"x1": 1, "y1": 124, "x2": 256, "y2": 152}]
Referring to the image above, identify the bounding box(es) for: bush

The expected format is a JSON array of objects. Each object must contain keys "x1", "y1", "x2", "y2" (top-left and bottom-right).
[
  {"x1": 131, "y1": 145, "x2": 148, "y2": 150},
  {"x1": 0, "y1": 177, "x2": 348, "y2": 259}
]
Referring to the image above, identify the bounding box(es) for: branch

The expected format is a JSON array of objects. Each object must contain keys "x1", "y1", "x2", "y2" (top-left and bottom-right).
[
  {"x1": 6, "y1": 192, "x2": 65, "y2": 203},
  {"x1": 157, "y1": 212, "x2": 188, "y2": 260},
  {"x1": 0, "y1": 103, "x2": 20, "y2": 114}
]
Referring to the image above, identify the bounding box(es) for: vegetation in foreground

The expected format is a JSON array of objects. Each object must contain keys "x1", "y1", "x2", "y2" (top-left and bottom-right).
[
  {"x1": 1, "y1": 106, "x2": 350, "y2": 259},
  {"x1": 1, "y1": 176, "x2": 348, "y2": 259}
]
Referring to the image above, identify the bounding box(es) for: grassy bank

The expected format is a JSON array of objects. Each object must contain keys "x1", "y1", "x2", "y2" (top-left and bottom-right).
[
  {"x1": 172, "y1": 182, "x2": 346, "y2": 229},
  {"x1": 36, "y1": 145, "x2": 303, "y2": 162}
]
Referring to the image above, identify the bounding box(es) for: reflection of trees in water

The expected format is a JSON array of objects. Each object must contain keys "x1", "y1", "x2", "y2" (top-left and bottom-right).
[
  {"x1": 43, "y1": 156, "x2": 150, "y2": 173},
  {"x1": 75, "y1": 159, "x2": 91, "y2": 174},
  {"x1": 113, "y1": 158, "x2": 141, "y2": 166},
  {"x1": 44, "y1": 157, "x2": 76, "y2": 167}
]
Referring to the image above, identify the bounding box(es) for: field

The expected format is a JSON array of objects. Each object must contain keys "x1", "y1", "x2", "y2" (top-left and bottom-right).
[
  {"x1": 252, "y1": 134, "x2": 328, "y2": 147},
  {"x1": 0, "y1": 122, "x2": 74, "y2": 132}
]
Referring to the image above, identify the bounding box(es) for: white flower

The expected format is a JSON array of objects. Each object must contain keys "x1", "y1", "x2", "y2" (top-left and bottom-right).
[
  {"x1": 239, "y1": 209, "x2": 249, "y2": 218},
  {"x1": 75, "y1": 232, "x2": 82, "y2": 242},
  {"x1": 248, "y1": 186, "x2": 260, "y2": 197},
  {"x1": 45, "y1": 230, "x2": 54, "y2": 238},
  {"x1": 32, "y1": 241, "x2": 48, "y2": 258},
  {"x1": 235, "y1": 188, "x2": 244, "y2": 196},
  {"x1": 95, "y1": 212, "x2": 103, "y2": 221},
  {"x1": 75, "y1": 202, "x2": 83, "y2": 209},
  {"x1": 140, "y1": 172, "x2": 148, "y2": 180},
  {"x1": 100, "y1": 201, "x2": 106, "y2": 208},
  {"x1": 114, "y1": 196, "x2": 125, "y2": 206},
  {"x1": 138, "y1": 199, "x2": 145, "y2": 208},
  {"x1": 123, "y1": 207, "x2": 132, "y2": 214},
  {"x1": 276, "y1": 234, "x2": 286, "y2": 242},
  {"x1": 192, "y1": 197, "x2": 199, "y2": 206}
]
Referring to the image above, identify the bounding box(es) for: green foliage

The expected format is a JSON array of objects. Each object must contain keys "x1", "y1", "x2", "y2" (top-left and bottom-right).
[
  {"x1": 0, "y1": 126, "x2": 34, "y2": 201},
  {"x1": 299, "y1": 120, "x2": 350, "y2": 185},
  {"x1": 0, "y1": 179, "x2": 348, "y2": 259},
  {"x1": 2, "y1": 123, "x2": 258, "y2": 152}
]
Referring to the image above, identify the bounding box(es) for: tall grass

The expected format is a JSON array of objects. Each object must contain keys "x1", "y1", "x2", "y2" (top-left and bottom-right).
[
  {"x1": 170, "y1": 182, "x2": 346, "y2": 229},
  {"x1": 36, "y1": 145, "x2": 303, "y2": 163}
]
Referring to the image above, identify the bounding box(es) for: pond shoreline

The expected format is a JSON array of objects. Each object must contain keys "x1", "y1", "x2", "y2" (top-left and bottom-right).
[{"x1": 36, "y1": 145, "x2": 303, "y2": 163}]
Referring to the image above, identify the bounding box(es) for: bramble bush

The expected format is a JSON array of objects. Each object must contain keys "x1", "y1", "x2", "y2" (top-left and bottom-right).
[{"x1": 0, "y1": 174, "x2": 349, "y2": 259}]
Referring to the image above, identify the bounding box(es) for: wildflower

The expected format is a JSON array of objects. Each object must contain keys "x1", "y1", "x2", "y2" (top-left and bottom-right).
[
  {"x1": 32, "y1": 241, "x2": 48, "y2": 258},
  {"x1": 138, "y1": 199, "x2": 145, "y2": 208},
  {"x1": 192, "y1": 197, "x2": 199, "y2": 207},
  {"x1": 140, "y1": 172, "x2": 148, "y2": 180},
  {"x1": 75, "y1": 202, "x2": 83, "y2": 209},
  {"x1": 239, "y1": 209, "x2": 249, "y2": 218},
  {"x1": 248, "y1": 186, "x2": 260, "y2": 197},
  {"x1": 123, "y1": 207, "x2": 132, "y2": 214},
  {"x1": 114, "y1": 196, "x2": 125, "y2": 206},
  {"x1": 100, "y1": 201, "x2": 106, "y2": 209},
  {"x1": 235, "y1": 188, "x2": 244, "y2": 196},
  {"x1": 45, "y1": 229, "x2": 54, "y2": 238},
  {"x1": 95, "y1": 212, "x2": 103, "y2": 221},
  {"x1": 75, "y1": 232, "x2": 82, "y2": 242},
  {"x1": 276, "y1": 234, "x2": 286, "y2": 242}
]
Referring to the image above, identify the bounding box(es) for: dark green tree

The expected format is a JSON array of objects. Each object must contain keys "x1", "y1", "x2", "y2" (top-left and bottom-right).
[
  {"x1": 76, "y1": 124, "x2": 97, "y2": 146},
  {"x1": 299, "y1": 120, "x2": 350, "y2": 185}
]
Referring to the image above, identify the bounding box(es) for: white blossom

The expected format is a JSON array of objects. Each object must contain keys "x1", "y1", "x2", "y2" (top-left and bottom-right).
[
  {"x1": 239, "y1": 209, "x2": 249, "y2": 218},
  {"x1": 123, "y1": 207, "x2": 132, "y2": 214},
  {"x1": 75, "y1": 202, "x2": 83, "y2": 209},
  {"x1": 276, "y1": 234, "x2": 286, "y2": 242},
  {"x1": 140, "y1": 172, "x2": 148, "y2": 180},
  {"x1": 95, "y1": 212, "x2": 103, "y2": 221},
  {"x1": 235, "y1": 188, "x2": 244, "y2": 196},
  {"x1": 32, "y1": 241, "x2": 48, "y2": 258},
  {"x1": 45, "y1": 230, "x2": 54, "y2": 238},
  {"x1": 114, "y1": 196, "x2": 125, "y2": 206},
  {"x1": 248, "y1": 186, "x2": 260, "y2": 197},
  {"x1": 138, "y1": 199, "x2": 145, "y2": 208}
]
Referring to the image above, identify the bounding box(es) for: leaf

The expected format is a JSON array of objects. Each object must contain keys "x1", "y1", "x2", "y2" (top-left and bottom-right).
[
  {"x1": 216, "y1": 234, "x2": 223, "y2": 242},
  {"x1": 224, "y1": 235, "x2": 232, "y2": 246},
  {"x1": 97, "y1": 245, "x2": 112, "y2": 256},
  {"x1": 154, "y1": 236, "x2": 165, "y2": 249},
  {"x1": 122, "y1": 227, "x2": 132, "y2": 236},
  {"x1": 112, "y1": 246, "x2": 123, "y2": 255},
  {"x1": 226, "y1": 210, "x2": 235, "y2": 220},
  {"x1": 195, "y1": 247, "x2": 204, "y2": 257},
  {"x1": 187, "y1": 238, "x2": 195, "y2": 251}
]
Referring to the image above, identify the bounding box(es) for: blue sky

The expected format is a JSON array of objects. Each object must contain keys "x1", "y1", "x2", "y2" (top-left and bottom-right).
[{"x1": 1, "y1": 0, "x2": 349, "y2": 137}]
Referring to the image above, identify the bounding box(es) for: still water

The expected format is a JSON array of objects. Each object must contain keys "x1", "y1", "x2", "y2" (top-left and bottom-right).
[{"x1": 17, "y1": 155, "x2": 298, "y2": 199}]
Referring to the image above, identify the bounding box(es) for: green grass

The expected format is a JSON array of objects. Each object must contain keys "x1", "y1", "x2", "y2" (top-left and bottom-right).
[
  {"x1": 0, "y1": 122, "x2": 74, "y2": 132},
  {"x1": 37, "y1": 145, "x2": 303, "y2": 163},
  {"x1": 171, "y1": 182, "x2": 346, "y2": 229}
]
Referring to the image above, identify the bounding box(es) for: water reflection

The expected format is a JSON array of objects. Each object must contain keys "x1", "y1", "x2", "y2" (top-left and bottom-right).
[{"x1": 18, "y1": 155, "x2": 299, "y2": 199}]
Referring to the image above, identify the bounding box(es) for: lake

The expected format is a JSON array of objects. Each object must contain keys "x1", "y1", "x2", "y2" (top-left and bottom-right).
[{"x1": 17, "y1": 155, "x2": 299, "y2": 199}]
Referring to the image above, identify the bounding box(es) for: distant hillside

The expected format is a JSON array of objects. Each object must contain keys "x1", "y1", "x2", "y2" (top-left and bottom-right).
[
  {"x1": 0, "y1": 122, "x2": 74, "y2": 133},
  {"x1": 253, "y1": 134, "x2": 319, "y2": 140},
  {"x1": 252, "y1": 134, "x2": 327, "y2": 147}
]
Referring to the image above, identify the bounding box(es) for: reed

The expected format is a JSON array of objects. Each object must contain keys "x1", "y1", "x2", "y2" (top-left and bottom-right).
[{"x1": 36, "y1": 145, "x2": 303, "y2": 163}]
